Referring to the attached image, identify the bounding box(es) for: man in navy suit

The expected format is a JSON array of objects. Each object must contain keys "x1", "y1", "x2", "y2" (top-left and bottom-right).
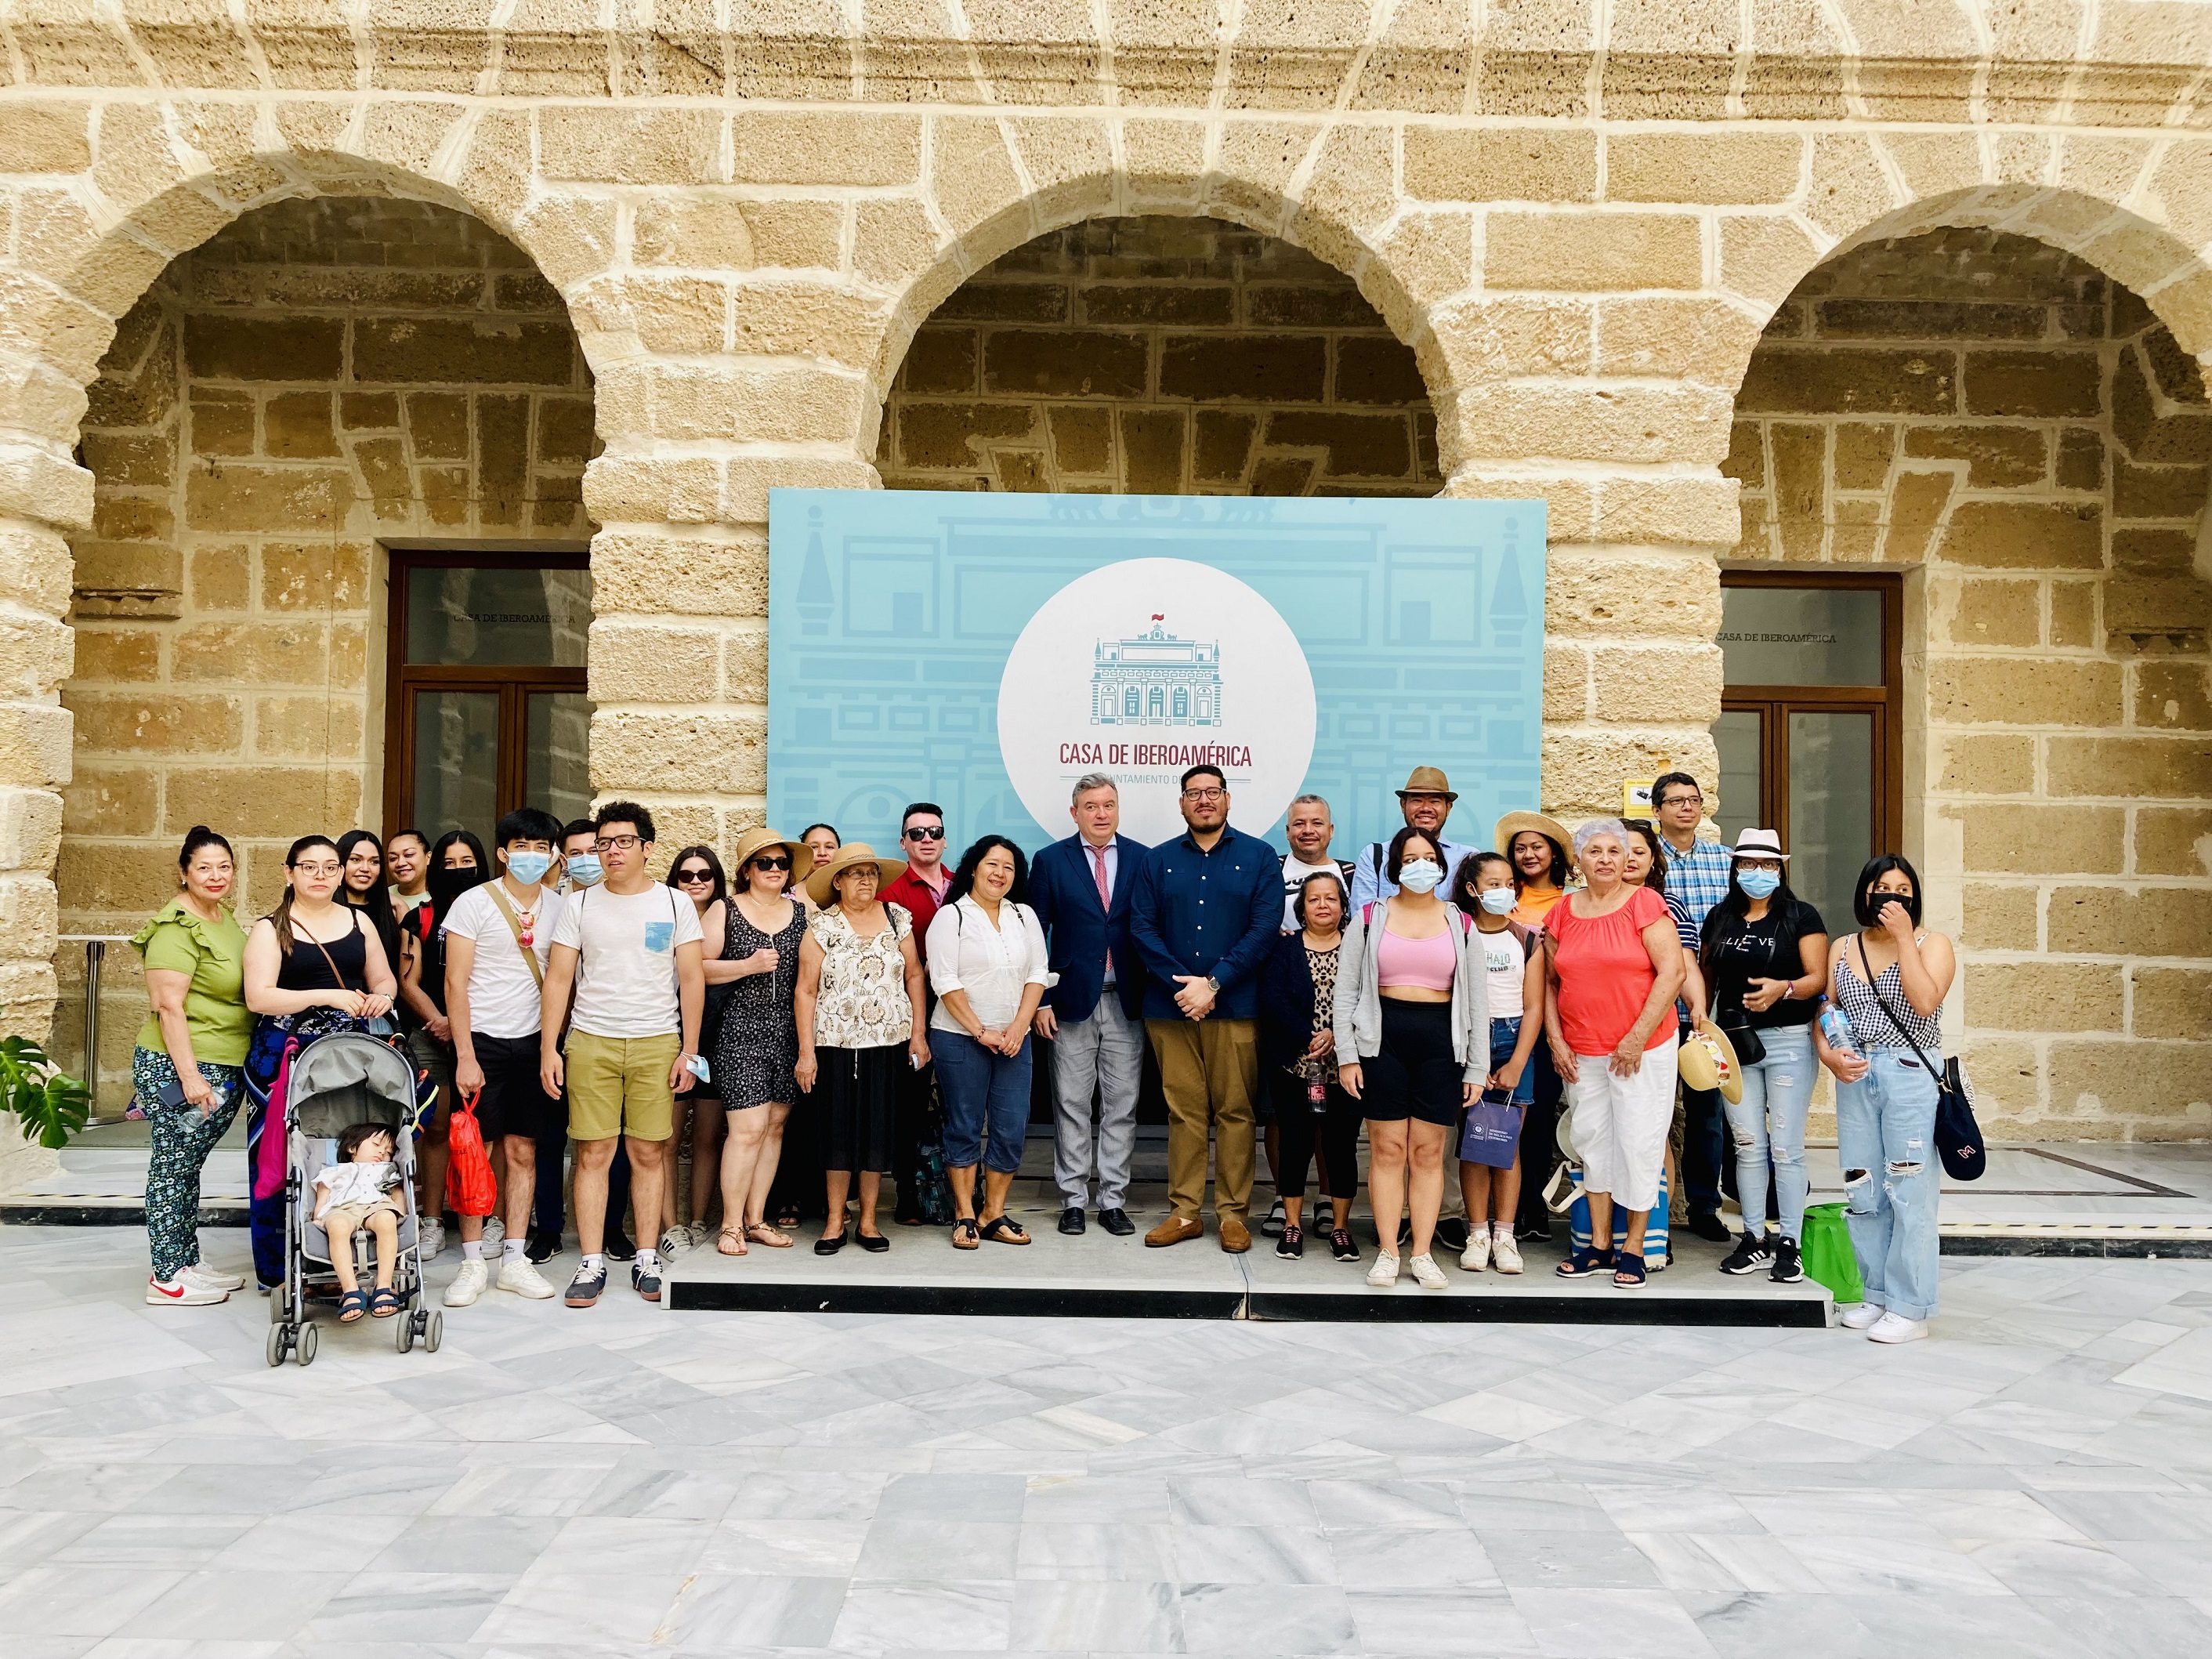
[{"x1": 1030, "y1": 773, "x2": 1146, "y2": 1237}]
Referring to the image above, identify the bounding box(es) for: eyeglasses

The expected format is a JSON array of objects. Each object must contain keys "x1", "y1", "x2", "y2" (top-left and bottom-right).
[
  {"x1": 903, "y1": 825, "x2": 945, "y2": 841},
  {"x1": 292, "y1": 862, "x2": 341, "y2": 878},
  {"x1": 751, "y1": 856, "x2": 792, "y2": 871},
  {"x1": 1736, "y1": 858, "x2": 1783, "y2": 872},
  {"x1": 1657, "y1": 793, "x2": 1703, "y2": 810},
  {"x1": 1182, "y1": 788, "x2": 1226, "y2": 802},
  {"x1": 596, "y1": 834, "x2": 642, "y2": 851},
  {"x1": 676, "y1": 868, "x2": 715, "y2": 883}
]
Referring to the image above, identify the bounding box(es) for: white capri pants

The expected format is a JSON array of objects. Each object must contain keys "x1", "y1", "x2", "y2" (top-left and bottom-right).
[{"x1": 1568, "y1": 1031, "x2": 1678, "y2": 1213}]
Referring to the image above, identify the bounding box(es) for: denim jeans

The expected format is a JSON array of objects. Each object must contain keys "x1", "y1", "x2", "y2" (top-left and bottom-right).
[
  {"x1": 1721, "y1": 1024, "x2": 1815, "y2": 1242},
  {"x1": 1836, "y1": 1049, "x2": 1942, "y2": 1320},
  {"x1": 932, "y1": 1027, "x2": 1033, "y2": 1174}
]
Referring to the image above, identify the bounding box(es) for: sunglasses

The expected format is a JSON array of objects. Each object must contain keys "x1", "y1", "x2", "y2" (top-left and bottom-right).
[
  {"x1": 676, "y1": 868, "x2": 715, "y2": 883},
  {"x1": 903, "y1": 825, "x2": 945, "y2": 841},
  {"x1": 750, "y1": 855, "x2": 792, "y2": 871}
]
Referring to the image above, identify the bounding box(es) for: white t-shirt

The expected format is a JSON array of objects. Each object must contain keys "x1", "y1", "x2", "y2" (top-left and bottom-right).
[
  {"x1": 1480, "y1": 925, "x2": 1530, "y2": 1018},
  {"x1": 442, "y1": 882, "x2": 567, "y2": 1041},
  {"x1": 315, "y1": 1161, "x2": 395, "y2": 1211},
  {"x1": 1281, "y1": 856, "x2": 1348, "y2": 931},
  {"x1": 549, "y1": 883, "x2": 702, "y2": 1039}
]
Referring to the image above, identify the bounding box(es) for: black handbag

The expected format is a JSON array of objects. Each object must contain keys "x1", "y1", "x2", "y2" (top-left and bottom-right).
[
  {"x1": 1717, "y1": 1015, "x2": 1766, "y2": 1068},
  {"x1": 1855, "y1": 939, "x2": 1985, "y2": 1183}
]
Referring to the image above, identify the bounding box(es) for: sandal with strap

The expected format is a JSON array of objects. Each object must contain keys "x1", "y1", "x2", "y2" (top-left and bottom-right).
[
  {"x1": 1612, "y1": 1252, "x2": 1648, "y2": 1288},
  {"x1": 951, "y1": 1218, "x2": 981, "y2": 1251},
  {"x1": 1555, "y1": 1246, "x2": 1616, "y2": 1279},
  {"x1": 718, "y1": 1226, "x2": 748, "y2": 1256},
  {"x1": 978, "y1": 1215, "x2": 1032, "y2": 1247},
  {"x1": 747, "y1": 1222, "x2": 793, "y2": 1249},
  {"x1": 338, "y1": 1288, "x2": 368, "y2": 1323},
  {"x1": 368, "y1": 1288, "x2": 401, "y2": 1318}
]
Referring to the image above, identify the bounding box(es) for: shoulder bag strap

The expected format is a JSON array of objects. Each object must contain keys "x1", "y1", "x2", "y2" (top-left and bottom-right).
[
  {"x1": 483, "y1": 885, "x2": 545, "y2": 989},
  {"x1": 1854, "y1": 935, "x2": 1942, "y2": 1078},
  {"x1": 295, "y1": 919, "x2": 359, "y2": 992}
]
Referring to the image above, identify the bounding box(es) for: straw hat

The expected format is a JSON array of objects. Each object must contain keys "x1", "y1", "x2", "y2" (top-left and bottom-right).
[
  {"x1": 1494, "y1": 810, "x2": 1580, "y2": 873},
  {"x1": 729, "y1": 827, "x2": 809, "y2": 887},
  {"x1": 1678, "y1": 1016, "x2": 1745, "y2": 1105},
  {"x1": 1729, "y1": 828, "x2": 1790, "y2": 862},
  {"x1": 804, "y1": 841, "x2": 908, "y2": 908},
  {"x1": 1396, "y1": 765, "x2": 1457, "y2": 802}
]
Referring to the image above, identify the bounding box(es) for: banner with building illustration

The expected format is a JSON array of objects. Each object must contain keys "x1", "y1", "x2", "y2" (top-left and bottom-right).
[{"x1": 766, "y1": 491, "x2": 1546, "y2": 855}]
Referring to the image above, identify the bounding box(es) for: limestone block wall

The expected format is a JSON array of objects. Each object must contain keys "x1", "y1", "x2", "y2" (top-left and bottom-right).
[
  {"x1": 1729, "y1": 232, "x2": 2212, "y2": 1136},
  {"x1": 878, "y1": 216, "x2": 1441, "y2": 498}
]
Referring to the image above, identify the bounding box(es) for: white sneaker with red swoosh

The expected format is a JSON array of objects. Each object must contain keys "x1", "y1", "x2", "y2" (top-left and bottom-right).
[{"x1": 147, "y1": 1273, "x2": 226, "y2": 1306}]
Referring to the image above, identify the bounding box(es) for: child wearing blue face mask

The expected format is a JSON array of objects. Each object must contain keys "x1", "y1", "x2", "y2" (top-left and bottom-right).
[
  {"x1": 1450, "y1": 852, "x2": 1544, "y2": 1274},
  {"x1": 437, "y1": 806, "x2": 573, "y2": 1306},
  {"x1": 1696, "y1": 828, "x2": 1830, "y2": 1286}
]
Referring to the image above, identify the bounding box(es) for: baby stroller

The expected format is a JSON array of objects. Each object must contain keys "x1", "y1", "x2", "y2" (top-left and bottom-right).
[{"x1": 266, "y1": 1023, "x2": 443, "y2": 1366}]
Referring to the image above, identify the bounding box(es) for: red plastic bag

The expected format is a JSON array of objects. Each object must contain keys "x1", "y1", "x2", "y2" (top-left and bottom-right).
[{"x1": 446, "y1": 1090, "x2": 498, "y2": 1218}]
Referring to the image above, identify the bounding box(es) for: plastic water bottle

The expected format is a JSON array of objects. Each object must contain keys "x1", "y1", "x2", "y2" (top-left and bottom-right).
[{"x1": 1818, "y1": 1002, "x2": 1857, "y2": 1058}]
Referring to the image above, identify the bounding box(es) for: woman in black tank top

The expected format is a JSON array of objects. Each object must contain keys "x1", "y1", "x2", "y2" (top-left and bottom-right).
[{"x1": 244, "y1": 835, "x2": 398, "y2": 1020}]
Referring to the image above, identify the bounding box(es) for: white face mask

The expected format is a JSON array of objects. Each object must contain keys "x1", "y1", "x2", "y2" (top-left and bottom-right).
[
  {"x1": 1479, "y1": 886, "x2": 1517, "y2": 915},
  {"x1": 1396, "y1": 859, "x2": 1443, "y2": 894}
]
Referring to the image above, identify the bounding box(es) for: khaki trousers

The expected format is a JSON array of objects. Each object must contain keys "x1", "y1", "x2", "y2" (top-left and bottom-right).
[{"x1": 1146, "y1": 1017, "x2": 1258, "y2": 1223}]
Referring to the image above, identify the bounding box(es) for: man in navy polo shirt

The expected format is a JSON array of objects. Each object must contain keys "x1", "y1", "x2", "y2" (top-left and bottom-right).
[{"x1": 1126, "y1": 764, "x2": 1282, "y2": 1253}]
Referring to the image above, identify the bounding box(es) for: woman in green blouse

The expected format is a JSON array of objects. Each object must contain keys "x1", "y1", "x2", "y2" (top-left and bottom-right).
[{"x1": 131, "y1": 826, "x2": 255, "y2": 1306}]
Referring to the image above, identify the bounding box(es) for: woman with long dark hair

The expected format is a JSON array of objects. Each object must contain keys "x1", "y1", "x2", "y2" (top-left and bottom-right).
[
  {"x1": 662, "y1": 845, "x2": 731, "y2": 1252},
  {"x1": 1258, "y1": 870, "x2": 1363, "y2": 1262},
  {"x1": 336, "y1": 830, "x2": 404, "y2": 991},
  {"x1": 1700, "y1": 831, "x2": 1829, "y2": 1284},
  {"x1": 400, "y1": 830, "x2": 487, "y2": 1258},
  {"x1": 925, "y1": 834, "x2": 1049, "y2": 1248}
]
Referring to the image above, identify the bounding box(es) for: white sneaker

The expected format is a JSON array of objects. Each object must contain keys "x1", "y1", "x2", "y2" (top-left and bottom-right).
[
  {"x1": 1490, "y1": 1231, "x2": 1524, "y2": 1275},
  {"x1": 418, "y1": 1218, "x2": 446, "y2": 1260},
  {"x1": 481, "y1": 1217, "x2": 505, "y2": 1253},
  {"x1": 1366, "y1": 1252, "x2": 1401, "y2": 1288},
  {"x1": 1459, "y1": 1232, "x2": 1490, "y2": 1272},
  {"x1": 1838, "y1": 1302, "x2": 1886, "y2": 1330},
  {"x1": 1866, "y1": 1310, "x2": 1927, "y2": 1344},
  {"x1": 496, "y1": 1257, "x2": 557, "y2": 1299},
  {"x1": 1410, "y1": 1253, "x2": 1449, "y2": 1290},
  {"x1": 443, "y1": 1259, "x2": 488, "y2": 1306},
  {"x1": 657, "y1": 1226, "x2": 689, "y2": 1259},
  {"x1": 147, "y1": 1273, "x2": 226, "y2": 1306},
  {"x1": 183, "y1": 1262, "x2": 246, "y2": 1293}
]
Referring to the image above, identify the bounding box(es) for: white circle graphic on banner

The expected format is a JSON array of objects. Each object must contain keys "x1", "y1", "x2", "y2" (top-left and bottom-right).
[{"x1": 997, "y1": 558, "x2": 1317, "y2": 846}]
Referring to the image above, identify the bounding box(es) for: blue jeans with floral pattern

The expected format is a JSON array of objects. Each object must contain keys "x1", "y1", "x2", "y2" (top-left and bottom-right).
[{"x1": 133, "y1": 1048, "x2": 244, "y2": 1281}]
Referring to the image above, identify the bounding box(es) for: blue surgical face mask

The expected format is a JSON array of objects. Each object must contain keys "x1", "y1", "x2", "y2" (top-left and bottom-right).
[
  {"x1": 563, "y1": 853, "x2": 603, "y2": 888},
  {"x1": 1478, "y1": 886, "x2": 1518, "y2": 915},
  {"x1": 1397, "y1": 859, "x2": 1444, "y2": 894},
  {"x1": 1738, "y1": 868, "x2": 1782, "y2": 900},
  {"x1": 506, "y1": 850, "x2": 552, "y2": 886}
]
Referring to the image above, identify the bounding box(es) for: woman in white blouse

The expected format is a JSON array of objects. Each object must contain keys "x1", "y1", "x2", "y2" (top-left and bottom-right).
[{"x1": 925, "y1": 835, "x2": 1052, "y2": 1248}]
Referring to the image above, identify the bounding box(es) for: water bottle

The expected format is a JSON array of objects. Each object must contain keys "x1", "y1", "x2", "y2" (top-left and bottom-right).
[{"x1": 1818, "y1": 1002, "x2": 1857, "y2": 1059}]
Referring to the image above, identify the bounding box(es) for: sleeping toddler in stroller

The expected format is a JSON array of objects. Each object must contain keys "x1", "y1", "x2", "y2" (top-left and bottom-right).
[{"x1": 313, "y1": 1122, "x2": 407, "y2": 1320}]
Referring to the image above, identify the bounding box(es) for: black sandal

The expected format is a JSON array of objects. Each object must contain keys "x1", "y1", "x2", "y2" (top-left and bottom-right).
[
  {"x1": 1613, "y1": 1252, "x2": 1648, "y2": 1288},
  {"x1": 338, "y1": 1288, "x2": 368, "y2": 1323},
  {"x1": 951, "y1": 1218, "x2": 980, "y2": 1250},
  {"x1": 1555, "y1": 1246, "x2": 1616, "y2": 1279},
  {"x1": 368, "y1": 1288, "x2": 400, "y2": 1318},
  {"x1": 977, "y1": 1215, "x2": 1031, "y2": 1246}
]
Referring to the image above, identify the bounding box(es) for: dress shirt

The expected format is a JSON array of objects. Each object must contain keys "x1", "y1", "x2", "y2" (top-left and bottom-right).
[
  {"x1": 1659, "y1": 835, "x2": 1733, "y2": 928},
  {"x1": 1126, "y1": 824, "x2": 1283, "y2": 1022},
  {"x1": 1083, "y1": 839, "x2": 1120, "y2": 980},
  {"x1": 926, "y1": 897, "x2": 1050, "y2": 1031},
  {"x1": 884, "y1": 866, "x2": 948, "y2": 962}
]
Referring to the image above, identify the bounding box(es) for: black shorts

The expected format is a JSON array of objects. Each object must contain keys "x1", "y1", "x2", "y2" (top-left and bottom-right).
[
  {"x1": 1361, "y1": 999, "x2": 1464, "y2": 1128},
  {"x1": 473, "y1": 1030, "x2": 564, "y2": 1143}
]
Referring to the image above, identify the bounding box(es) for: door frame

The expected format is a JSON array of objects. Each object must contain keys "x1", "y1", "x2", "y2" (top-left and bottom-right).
[
  {"x1": 382, "y1": 549, "x2": 591, "y2": 834},
  {"x1": 1718, "y1": 570, "x2": 1904, "y2": 856}
]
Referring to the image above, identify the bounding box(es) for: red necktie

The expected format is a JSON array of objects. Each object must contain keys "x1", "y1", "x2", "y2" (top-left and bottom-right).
[{"x1": 1092, "y1": 844, "x2": 1113, "y2": 975}]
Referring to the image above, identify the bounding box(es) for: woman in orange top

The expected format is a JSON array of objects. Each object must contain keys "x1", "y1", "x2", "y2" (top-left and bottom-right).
[{"x1": 1496, "y1": 811, "x2": 1575, "y2": 928}]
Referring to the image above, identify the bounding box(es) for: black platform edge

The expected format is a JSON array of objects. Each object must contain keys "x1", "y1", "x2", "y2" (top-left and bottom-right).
[
  {"x1": 1, "y1": 1204, "x2": 246, "y2": 1228},
  {"x1": 666, "y1": 1279, "x2": 1247, "y2": 1319},
  {"x1": 1942, "y1": 1235, "x2": 2212, "y2": 1259},
  {"x1": 1244, "y1": 1290, "x2": 1830, "y2": 1327}
]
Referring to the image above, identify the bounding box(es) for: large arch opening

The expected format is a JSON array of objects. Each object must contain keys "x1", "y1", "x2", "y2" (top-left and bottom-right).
[
  {"x1": 57, "y1": 194, "x2": 597, "y2": 1115},
  {"x1": 1725, "y1": 226, "x2": 2211, "y2": 1136}
]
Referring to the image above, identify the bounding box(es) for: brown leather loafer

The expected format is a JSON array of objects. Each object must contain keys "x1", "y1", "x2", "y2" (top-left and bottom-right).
[
  {"x1": 1145, "y1": 1215, "x2": 1204, "y2": 1248},
  {"x1": 1218, "y1": 1217, "x2": 1251, "y2": 1254}
]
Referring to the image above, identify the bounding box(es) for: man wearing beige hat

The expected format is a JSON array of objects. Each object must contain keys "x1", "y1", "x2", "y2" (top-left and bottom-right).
[{"x1": 1349, "y1": 766, "x2": 1479, "y2": 911}]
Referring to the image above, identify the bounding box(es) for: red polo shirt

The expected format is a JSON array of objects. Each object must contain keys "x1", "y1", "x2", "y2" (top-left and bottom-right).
[{"x1": 883, "y1": 866, "x2": 948, "y2": 961}]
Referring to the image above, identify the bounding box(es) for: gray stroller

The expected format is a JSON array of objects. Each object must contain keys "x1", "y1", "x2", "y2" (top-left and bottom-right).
[{"x1": 266, "y1": 1028, "x2": 443, "y2": 1365}]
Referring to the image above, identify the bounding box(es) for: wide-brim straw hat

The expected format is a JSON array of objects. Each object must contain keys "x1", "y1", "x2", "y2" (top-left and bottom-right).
[
  {"x1": 804, "y1": 842, "x2": 909, "y2": 908},
  {"x1": 1678, "y1": 1016, "x2": 1745, "y2": 1105},
  {"x1": 730, "y1": 828, "x2": 809, "y2": 885},
  {"x1": 1495, "y1": 810, "x2": 1580, "y2": 873},
  {"x1": 1396, "y1": 765, "x2": 1457, "y2": 802},
  {"x1": 1729, "y1": 828, "x2": 1790, "y2": 862}
]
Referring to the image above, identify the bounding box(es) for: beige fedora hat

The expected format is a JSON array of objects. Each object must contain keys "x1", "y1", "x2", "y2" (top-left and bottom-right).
[
  {"x1": 730, "y1": 827, "x2": 809, "y2": 886},
  {"x1": 804, "y1": 841, "x2": 908, "y2": 908},
  {"x1": 1494, "y1": 810, "x2": 1580, "y2": 873},
  {"x1": 1396, "y1": 765, "x2": 1458, "y2": 802}
]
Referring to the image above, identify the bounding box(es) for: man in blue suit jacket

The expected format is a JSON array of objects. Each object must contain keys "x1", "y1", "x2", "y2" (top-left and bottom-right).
[{"x1": 1030, "y1": 773, "x2": 1147, "y2": 1237}]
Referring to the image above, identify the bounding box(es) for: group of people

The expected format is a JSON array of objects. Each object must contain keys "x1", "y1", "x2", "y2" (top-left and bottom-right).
[{"x1": 126, "y1": 763, "x2": 1957, "y2": 1342}]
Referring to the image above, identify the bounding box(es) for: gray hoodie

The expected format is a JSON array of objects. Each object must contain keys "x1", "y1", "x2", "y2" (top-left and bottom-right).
[{"x1": 1331, "y1": 899, "x2": 1493, "y2": 1082}]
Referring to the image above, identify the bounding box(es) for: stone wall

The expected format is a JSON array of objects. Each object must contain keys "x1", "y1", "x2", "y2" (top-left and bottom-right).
[
  {"x1": 878, "y1": 217, "x2": 1441, "y2": 498},
  {"x1": 1729, "y1": 231, "x2": 2212, "y2": 1137}
]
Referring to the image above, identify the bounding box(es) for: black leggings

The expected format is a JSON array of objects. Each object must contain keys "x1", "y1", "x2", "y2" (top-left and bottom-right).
[{"x1": 1267, "y1": 1070, "x2": 1363, "y2": 1202}]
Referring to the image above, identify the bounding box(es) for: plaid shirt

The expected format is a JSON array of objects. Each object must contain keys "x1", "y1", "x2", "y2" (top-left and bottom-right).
[{"x1": 1660, "y1": 835, "x2": 1733, "y2": 929}]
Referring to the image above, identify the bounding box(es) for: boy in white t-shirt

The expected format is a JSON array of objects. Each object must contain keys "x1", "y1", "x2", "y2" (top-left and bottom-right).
[
  {"x1": 313, "y1": 1123, "x2": 404, "y2": 1322},
  {"x1": 540, "y1": 802, "x2": 704, "y2": 1308},
  {"x1": 440, "y1": 806, "x2": 568, "y2": 1309}
]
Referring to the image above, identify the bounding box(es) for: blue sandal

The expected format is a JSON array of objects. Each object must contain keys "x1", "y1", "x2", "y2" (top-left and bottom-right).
[
  {"x1": 1555, "y1": 1247, "x2": 1615, "y2": 1279},
  {"x1": 338, "y1": 1288, "x2": 368, "y2": 1322},
  {"x1": 1613, "y1": 1253, "x2": 1648, "y2": 1288},
  {"x1": 368, "y1": 1288, "x2": 401, "y2": 1318}
]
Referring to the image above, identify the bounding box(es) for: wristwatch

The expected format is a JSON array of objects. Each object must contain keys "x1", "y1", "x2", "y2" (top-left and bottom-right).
[{"x1": 1205, "y1": 976, "x2": 1222, "y2": 994}]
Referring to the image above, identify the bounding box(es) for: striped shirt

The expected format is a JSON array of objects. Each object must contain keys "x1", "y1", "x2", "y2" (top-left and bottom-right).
[{"x1": 1659, "y1": 835, "x2": 1733, "y2": 927}]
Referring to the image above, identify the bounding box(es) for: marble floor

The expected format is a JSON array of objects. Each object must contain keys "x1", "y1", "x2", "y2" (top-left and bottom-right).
[{"x1": 4, "y1": 1227, "x2": 2212, "y2": 1657}]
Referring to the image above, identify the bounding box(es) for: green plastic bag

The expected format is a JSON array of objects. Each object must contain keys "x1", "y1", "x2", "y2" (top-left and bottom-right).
[{"x1": 1800, "y1": 1201, "x2": 1864, "y2": 1305}]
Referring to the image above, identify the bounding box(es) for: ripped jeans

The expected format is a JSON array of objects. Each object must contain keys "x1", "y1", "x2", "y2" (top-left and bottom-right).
[
  {"x1": 1721, "y1": 1025, "x2": 1814, "y2": 1243},
  {"x1": 1836, "y1": 1049, "x2": 1942, "y2": 1321}
]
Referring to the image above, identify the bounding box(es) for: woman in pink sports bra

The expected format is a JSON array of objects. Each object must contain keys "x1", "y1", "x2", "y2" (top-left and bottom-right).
[{"x1": 1332, "y1": 828, "x2": 1492, "y2": 1291}]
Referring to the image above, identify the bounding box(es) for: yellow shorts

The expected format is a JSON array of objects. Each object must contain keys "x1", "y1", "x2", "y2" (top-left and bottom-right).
[{"x1": 566, "y1": 1031, "x2": 679, "y2": 1143}]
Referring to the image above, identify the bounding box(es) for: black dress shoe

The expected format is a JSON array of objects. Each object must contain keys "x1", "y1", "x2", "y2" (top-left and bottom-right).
[
  {"x1": 1435, "y1": 1217, "x2": 1471, "y2": 1253},
  {"x1": 1059, "y1": 1206, "x2": 1087, "y2": 1236},
  {"x1": 813, "y1": 1230, "x2": 848, "y2": 1256},
  {"x1": 1686, "y1": 1211, "x2": 1732, "y2": 1243},
  {"x1": 525, "y1": 1227, "x2": 561, "y2": 1264},
  {"x1": 1096, "y1": 1208, "x2": 1135, "y2": 1237},
  {"x1": 856, "y1": 1230, "x2": 890, "y2": 1254},
  {"x1": 603, "y1": 1232, "x2": 637, "y2": 1262}
]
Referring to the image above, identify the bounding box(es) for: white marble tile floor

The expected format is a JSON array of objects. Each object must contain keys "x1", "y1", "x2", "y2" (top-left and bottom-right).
[{"x1": 2, "y1": 1226, "x2": 2211, "y2": 1656}]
